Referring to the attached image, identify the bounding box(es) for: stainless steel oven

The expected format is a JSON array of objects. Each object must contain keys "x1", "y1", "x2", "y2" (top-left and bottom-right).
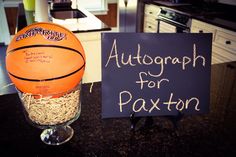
[{"x1": 157, "y1": 7, "x2": 191, "y2": 33}]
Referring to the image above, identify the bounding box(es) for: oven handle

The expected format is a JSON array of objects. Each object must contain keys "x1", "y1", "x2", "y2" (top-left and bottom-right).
[{"x1": 157, "y1": 17, "x2": 190, "y2": 31}]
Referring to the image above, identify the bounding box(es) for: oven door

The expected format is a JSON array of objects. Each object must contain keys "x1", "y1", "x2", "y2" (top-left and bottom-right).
[{"x1": 157, "y1": 18, "x2": 190, "y2": 33}]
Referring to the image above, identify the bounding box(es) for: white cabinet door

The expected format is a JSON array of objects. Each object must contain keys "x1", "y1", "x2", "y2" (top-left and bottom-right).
[{"x1": 75, "y1": 32, "x2": 102, "y2": 83}]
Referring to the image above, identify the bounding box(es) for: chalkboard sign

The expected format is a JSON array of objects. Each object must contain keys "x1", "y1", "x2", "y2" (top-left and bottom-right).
[{"x1": 102, "y1": 33, "x2": 212, "y2": 118}]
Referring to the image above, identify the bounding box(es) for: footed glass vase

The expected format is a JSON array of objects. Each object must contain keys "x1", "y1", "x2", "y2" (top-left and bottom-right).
[{"x1": 17, "y1": 82, "x2": 81, "y2": 145}]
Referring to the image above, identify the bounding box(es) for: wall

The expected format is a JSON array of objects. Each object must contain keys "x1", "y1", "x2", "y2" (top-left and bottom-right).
[{"x1": 95, "y1": 3, "x2": 117, "y2": 27}]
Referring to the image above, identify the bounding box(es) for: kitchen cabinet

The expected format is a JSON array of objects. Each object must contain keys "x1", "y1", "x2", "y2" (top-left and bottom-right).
[
  {"x1": 191, "y1": 19, "x2": 236, "y2": 64},
  {"x1": 75, "y1": 32, "x2": 103, "y2": 84},
  {"x1": 210, "y1": 62, "x2": 236, "y2": 126},
  {"x1": 143, "y1": 4, "x2": 161, "y2": 33}
]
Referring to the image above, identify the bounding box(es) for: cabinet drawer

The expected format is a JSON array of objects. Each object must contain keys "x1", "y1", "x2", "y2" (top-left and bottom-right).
[
  {"x1": 211, "y1": 54, "x2": 223, "y2": 64},
  {"x1": 215, "y1": 30, "x2": 236, "y2": 52},
  {"x1": 144, "y1": 16, "x2": 158, "y2": 25},
  {"x1": 144, "y1": 4, "x2": 161, "y2": 18},
  {"x1": 212, "y1": 43, "x2": 236, "y2": 63},
  {"x1": 191, "y1": 26, "x2": 216, "y2": 41},
  {"x1": 191, "y1": 19, "x2": 216, "y2": 40},
  {"x1": 191, "y1": 19, "x2": 236, "y2": 64},
  {"x1": 211, "y1": 52, "x2": 231, "y2": 64},
  {"x1": 144, "y1": 21, "x2": 157, "y2": 33}
]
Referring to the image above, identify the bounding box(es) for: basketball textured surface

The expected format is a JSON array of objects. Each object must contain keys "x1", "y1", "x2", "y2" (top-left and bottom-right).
[{"x1": 6, "y1": 22, "x2": 86, "y2": 95}]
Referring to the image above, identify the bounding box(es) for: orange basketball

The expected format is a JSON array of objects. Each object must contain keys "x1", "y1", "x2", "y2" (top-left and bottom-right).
[{"x1": 6, "y1": 22, "x2": 86, "y2": 95}]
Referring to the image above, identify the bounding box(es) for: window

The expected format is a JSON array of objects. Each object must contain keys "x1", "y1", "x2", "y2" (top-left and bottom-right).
[{"x1": 73, "y1": 0, "x2": 108, "y2": 14}]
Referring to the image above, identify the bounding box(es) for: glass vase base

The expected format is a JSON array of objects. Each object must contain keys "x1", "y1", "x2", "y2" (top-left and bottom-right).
[{"x1": 40, "y1": 125, "x2": 74, "y2": 145}]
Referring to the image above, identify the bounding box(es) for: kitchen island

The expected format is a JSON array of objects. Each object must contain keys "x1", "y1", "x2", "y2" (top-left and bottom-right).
[{"x1": 17, "y1": 3, "x2": 111, "y2": 33}]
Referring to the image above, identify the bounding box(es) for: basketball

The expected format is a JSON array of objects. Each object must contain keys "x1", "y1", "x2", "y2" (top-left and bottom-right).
[{"x1": 6, "y1": 22, "x2": 86, "y2": 95}]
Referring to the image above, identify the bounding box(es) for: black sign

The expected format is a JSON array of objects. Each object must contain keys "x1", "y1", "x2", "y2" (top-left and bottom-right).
[{"x1": 102, "y1": 33, "x2": 212, "y2": 118}]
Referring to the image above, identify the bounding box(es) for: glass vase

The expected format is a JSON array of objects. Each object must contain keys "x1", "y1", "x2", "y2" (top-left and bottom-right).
[{"x1": 17, "y1": 82, "x2": 82, "y2": 145}]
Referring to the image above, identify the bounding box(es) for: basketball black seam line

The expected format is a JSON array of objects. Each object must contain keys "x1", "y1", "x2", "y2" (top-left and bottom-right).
[
  {"x1": 7, "y1": 44, "x2": 85, "y2": 62},
  {"x1": 8, "y1": 63, "x2": 85, "y2": 82}
]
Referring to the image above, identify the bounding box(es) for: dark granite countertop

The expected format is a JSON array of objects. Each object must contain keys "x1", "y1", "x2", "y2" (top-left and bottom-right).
[
  {"x1": 1, "y1": 22, "x2": 236, "y2": 154},
  {"x1": 1, "y1": 35, "x2": 236, "y2": 156},
  {"x1": 16, "y1": 3, "x2": 111, "y2": 33},
  {"x1": 1, "y1": 42, "x2": 236, "y2": 156},
  {"x1": 151, "y1": 1, "x2": 236, "y2": 32}
]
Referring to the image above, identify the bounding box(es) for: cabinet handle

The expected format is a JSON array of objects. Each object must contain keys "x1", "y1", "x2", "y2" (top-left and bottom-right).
[
  {"x1": 149, "y1": 11, "x2": 153, "y2": 14},
  {"x1": 199, "y1": 30, "x2": 203, "y2": 33},
  {"x1": 225, "y1": 41, "x2": 231, "y2": 45},
  {"x1": 148, "y1": 26, "x2": 152, "y2": 28}
]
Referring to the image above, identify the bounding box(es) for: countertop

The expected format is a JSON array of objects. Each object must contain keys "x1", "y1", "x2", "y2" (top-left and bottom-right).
[
  {"x1": 16, "y1": 3, "x2": 111, "y2": 33},
  {"x1": 0, "y1": 61, "x2": 236, "y2": 156},
  {"x1": 50, "y1": 7, "x2": 111, "y2": 33},
  {"x1": 151, "y1": 1, "x2": 236, "y2": 32}
]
